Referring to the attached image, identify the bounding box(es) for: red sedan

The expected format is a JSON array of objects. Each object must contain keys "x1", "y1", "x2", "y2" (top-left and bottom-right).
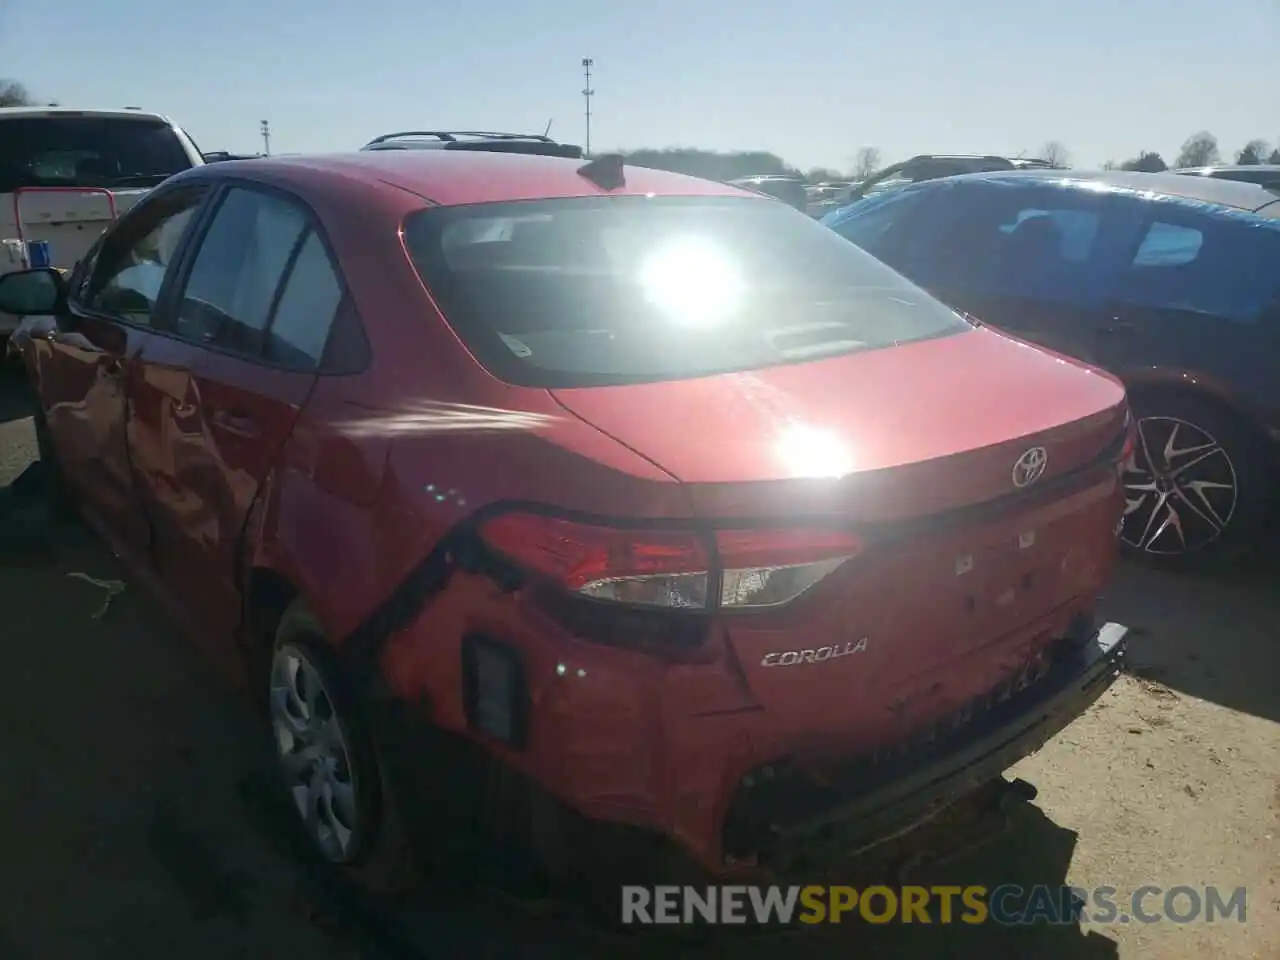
[{"x1": 0, "y1": 149, "x2": 1132, "y2": 892}]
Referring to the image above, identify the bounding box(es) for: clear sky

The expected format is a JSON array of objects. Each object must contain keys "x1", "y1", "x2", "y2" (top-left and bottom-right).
[{"x1": 2, "y1": 0, "x2": 1275, "y2": 171}]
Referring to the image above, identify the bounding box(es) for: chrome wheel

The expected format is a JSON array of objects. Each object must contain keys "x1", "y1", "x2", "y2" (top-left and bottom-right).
[
  {"x1": 269, "y1": 644, "x2": 363, "y2": 863},
  {"x1": 1122, "y1": 416, "x2": 1238, "y2": 556}
]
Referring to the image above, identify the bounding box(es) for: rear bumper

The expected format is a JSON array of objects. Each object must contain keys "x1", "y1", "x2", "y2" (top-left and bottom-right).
[
  {"x1": 720, "y1": 621, "x2": 1128, "y2": 873},
  {"x1": 370, "y1": 618, "x2": 1127, "y2": 887}
]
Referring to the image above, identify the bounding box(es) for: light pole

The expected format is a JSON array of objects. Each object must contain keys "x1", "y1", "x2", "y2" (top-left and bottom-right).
[
  {"x1": 581, "y1": 58, "x2": 594, "y2": 156},
  {"x1": 260, "y1": 120, "x2": 272, "y2": 157}
]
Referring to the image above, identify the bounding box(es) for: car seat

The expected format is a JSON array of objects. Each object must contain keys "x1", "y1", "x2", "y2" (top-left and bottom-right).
[{"x1": 1006, "y1": 215, "x2": 1064, "y2": 269}]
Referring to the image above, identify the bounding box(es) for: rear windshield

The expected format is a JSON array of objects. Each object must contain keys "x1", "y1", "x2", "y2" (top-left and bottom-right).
[
  {"x1": 403, "y1": 195, "x2": 969, "y2": 388},
  {"x1": 0, "y1": 116, "x2": 193, "y2": 193}
]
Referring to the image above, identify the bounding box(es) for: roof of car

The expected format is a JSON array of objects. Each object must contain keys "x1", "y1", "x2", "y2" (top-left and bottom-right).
[
  {"x1": 1174, "y1": 164, "x2": 1280, "y2": 176},
  {"x1": 0, "y1": 106, "x2": 172, "y2": 122},
  {"x1": 948, "y1": 168, "x2": 1280, "y2": 213},
  {"x1": 191, "y1": 150, "x2": 755, "y2": 206}
]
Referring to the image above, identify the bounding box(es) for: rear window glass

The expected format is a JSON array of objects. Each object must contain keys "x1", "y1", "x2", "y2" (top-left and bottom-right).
[
  {"x1": 403, "y1": 196, "x2": 969, "y2": 388},
  {"x1": 998, "y1": 207, "x2": 1100, "y2": 262},
  {"x1": 0, "y1": 116, "x2": 193, "y2": 193}
]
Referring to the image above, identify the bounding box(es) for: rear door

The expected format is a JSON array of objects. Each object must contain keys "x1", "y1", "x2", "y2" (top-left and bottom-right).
[
  {"x1": 130, "y1": 183, "x2": 344, "y2": 645},
  {"x1": 32, "y1": 185, "x2": 208, "y2": 553},
  {"x1": 1097, "y1": 203, "x2": 1280, "y2": 399}
]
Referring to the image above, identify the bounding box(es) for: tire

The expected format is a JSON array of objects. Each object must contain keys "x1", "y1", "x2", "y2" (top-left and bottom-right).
[
  {"x1": 1121, "y1": 391, "x2": 1273, "y2": 570},
  {"x1": 265, "y1": 601, "x2": 420, "y2": 895}
]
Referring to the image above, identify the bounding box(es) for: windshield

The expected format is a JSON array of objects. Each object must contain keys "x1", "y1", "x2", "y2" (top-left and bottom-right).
[
  {"x1": 0, "y1": 116, "x2": 194, "y2": 193},
  {"x1": 404, "y1": 195, "x2": 969, "y2": 388}
]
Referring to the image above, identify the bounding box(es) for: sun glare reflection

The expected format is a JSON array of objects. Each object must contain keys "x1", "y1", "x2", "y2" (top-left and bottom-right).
[
  {"x1": 332, "y1": 401, "x2": 558, "y2": 438},
  {"x1": 774, "y1": 423, "x2": 854, "y2": 479},
  {"x1": 637, "y1": 236, "x2": 744, "y2": 326}
]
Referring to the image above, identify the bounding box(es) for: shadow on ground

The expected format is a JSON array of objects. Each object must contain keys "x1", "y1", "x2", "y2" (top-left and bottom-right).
[
  {"x1": 1102, "y1": 550, "x2": 1280, "y2": 725},
  {"x1": 383, "y1": 803, "x2": 1123, "y2": 960}
]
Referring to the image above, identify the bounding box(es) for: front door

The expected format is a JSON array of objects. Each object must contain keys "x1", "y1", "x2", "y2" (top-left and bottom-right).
[
  {"x1": 131, "y1": 185, "x2": 343, "y2": 646},
  {"x1": 35, "y1": 186, "x2": 208, "y2": 553}
]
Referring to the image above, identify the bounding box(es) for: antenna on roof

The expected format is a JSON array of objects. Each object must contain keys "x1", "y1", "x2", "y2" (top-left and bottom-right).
[
  {"x1": 543, "y1": 118, "x2": 553, "y2": 137},
  {"x1": 577, "y1": 153, "x2": 625, "y2": 190}
]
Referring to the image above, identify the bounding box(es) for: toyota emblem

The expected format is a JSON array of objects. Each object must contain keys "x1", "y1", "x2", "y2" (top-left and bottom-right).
[{"x1": 1012, "y1": 446, "x2": 1048, "y2": 488}]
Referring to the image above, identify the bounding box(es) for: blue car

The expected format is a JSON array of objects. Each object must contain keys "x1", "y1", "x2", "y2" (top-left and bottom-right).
[{"x1": 824, "y1": 168, "x2": 1280, "y2": 569}]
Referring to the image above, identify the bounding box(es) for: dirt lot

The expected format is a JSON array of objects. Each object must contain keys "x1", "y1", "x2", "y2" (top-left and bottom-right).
[{"x1": 0, "y1": 370, "x2": 1276, "y2": 960}]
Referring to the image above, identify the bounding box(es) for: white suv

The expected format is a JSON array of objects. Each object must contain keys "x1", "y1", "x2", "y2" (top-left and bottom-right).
[{"x1": 1, "y1": 106, "x2": 204, "y2": 336}]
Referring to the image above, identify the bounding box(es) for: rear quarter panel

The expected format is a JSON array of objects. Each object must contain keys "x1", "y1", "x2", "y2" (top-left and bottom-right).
[{"x1": 237, "y1": 171, "x2": 692, "y2": 646}]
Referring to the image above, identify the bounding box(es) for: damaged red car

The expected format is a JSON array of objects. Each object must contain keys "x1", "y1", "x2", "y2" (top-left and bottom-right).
[{"x1": 0, "y1": 148, "x2": 1132, "y2": 892}]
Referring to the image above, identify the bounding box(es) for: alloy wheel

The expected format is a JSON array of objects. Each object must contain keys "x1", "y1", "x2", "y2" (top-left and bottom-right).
[
  {"x1": 269, "y1": 644, "x2": 364, "y2": 863},
  {"x1": 1122, "y1": 416, "x2": 1238, "y2": 556}
]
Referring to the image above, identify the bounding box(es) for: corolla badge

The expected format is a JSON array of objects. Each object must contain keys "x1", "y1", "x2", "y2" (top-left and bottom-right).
[
  {"x1": 760, "y1": 637, "x2": 868, "y2": 667},
  {"x1": 1011, "y1": 446, "x2": 1048, "y2": 488}
]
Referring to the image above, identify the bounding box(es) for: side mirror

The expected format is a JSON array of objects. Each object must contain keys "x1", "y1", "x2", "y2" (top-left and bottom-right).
[{"x1": 0, "y1": 268, "x2": 66, "y2": 317}]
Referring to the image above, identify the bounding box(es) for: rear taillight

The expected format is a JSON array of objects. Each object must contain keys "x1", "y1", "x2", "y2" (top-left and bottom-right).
[
  {"x1": 478, "y1": 513, "x2": 711, "y2": 609},
  {"x1": 477, "y1": 511, "x2": 862, "y2": 612},
  {"x1": 715, "y1": 528, "x2": 861, "y2": 609}
]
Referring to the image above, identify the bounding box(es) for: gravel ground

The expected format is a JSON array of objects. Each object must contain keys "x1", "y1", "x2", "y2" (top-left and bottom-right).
[{"x1": 0, "y1": 370, "x2": 1276, "y2": 959}]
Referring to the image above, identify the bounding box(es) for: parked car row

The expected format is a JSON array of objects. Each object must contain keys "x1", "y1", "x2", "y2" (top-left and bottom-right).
[
  {"x1": 0, "y1": 145, "x2": 1135, "y2": 902},
  {"x1": 1174, "y1": 163, "x2": 1280, "y2": 190},
  {"x1": 732, "y1": 154, "x2": 1064, "y2": 221}
]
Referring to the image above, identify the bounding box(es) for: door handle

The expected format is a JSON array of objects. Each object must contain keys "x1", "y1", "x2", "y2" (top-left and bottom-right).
[{"x1": 210, "y1": 409, "x2": 261, "y2": 438}]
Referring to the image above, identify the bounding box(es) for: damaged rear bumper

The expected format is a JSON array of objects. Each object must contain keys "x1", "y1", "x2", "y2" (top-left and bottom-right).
[{"x1": 721, "y1": 622, "x2": 1129, "y2": 873}]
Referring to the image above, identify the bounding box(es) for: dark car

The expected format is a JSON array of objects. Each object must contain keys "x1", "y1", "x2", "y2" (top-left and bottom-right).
[
  {"x1": 1174, "y1": 164, "x2": 1280, "y2": 191},
  {"x1": 826, "y1": 169, "x2": 1280, "y2": 567},
  {"x1": 0, "y1": 150, "x2": 1130, "y2": 896}
]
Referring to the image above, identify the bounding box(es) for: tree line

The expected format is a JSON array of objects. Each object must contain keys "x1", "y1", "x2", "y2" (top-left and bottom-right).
[
  {"x1": 5, "y1": 78, "x2": 1275, "y2": 181},
  {"x1": 1101, "y1": 132, "x2": 1280, "y2": 172},
  {"x1": 1, "y1": 79, "x2": 33, "y2": 107}
]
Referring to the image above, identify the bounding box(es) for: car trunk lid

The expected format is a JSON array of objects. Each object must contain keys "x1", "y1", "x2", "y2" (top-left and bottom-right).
[
  {"x1": 548, "y1": 325, "x2": 1126, "y2": 519},
  {"x1": 551, "y1": 326, "x2": 1128, "y2": 753}
]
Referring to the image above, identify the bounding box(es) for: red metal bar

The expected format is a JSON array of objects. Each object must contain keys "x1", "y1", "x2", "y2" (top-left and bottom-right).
[{"x1": 12, "y1": 186, "x2": 120, "y2": 266}]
